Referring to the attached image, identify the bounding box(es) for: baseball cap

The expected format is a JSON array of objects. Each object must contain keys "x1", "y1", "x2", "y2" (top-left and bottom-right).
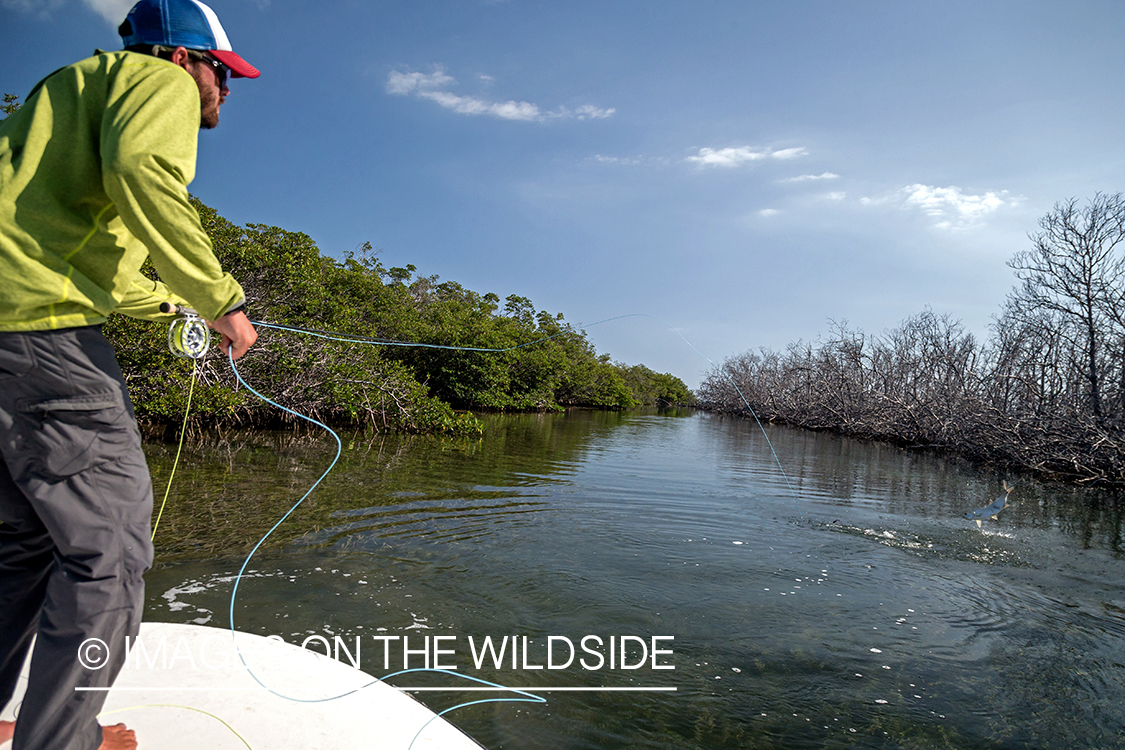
[{"x1": 119, "y1": 0, "x2": 260, "y2": 79}]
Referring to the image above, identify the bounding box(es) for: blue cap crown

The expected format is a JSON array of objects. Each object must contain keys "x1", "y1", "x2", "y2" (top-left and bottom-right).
[{"x1": 120, "y1": 0, "x2": 228, "y2": 51}]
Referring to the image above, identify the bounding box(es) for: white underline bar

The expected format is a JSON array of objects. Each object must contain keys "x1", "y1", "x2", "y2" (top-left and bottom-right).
[
  {"x1": 76, "y1": 686, "x2": 677, "y2": 693},
  {"x1": 395, "y1": 687, "x2": 678, "y2": 692}
]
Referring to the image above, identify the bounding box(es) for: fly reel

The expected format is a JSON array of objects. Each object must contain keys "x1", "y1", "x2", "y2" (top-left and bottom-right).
[{"x1": 167, "y1": 313, "x2": 210, "y2": 359}]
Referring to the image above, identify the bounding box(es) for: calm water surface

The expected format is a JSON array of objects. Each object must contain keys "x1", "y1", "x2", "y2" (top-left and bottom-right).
[{"x1": 143, "y1": 409, "x2": 1125, "y2": 749}]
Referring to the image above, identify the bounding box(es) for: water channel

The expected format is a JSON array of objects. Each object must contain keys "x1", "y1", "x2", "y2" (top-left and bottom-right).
[{"x1": 143, "y1": 408, "x2": 1125, "y2": 749}]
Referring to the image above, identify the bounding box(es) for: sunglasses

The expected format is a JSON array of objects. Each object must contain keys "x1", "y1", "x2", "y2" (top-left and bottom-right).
[{"x1": 189, "y1": 51, "x2": 229, "y2": 88}]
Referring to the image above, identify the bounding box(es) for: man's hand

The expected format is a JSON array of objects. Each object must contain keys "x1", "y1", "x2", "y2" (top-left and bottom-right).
[{"x1": 209, "y1": 310, "x2": 257, "y2": 360}]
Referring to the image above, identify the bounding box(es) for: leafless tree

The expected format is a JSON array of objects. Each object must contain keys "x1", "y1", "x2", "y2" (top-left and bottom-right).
[{"x1": 1006, "y1": 193, "x2": 1125, "y2": 421}]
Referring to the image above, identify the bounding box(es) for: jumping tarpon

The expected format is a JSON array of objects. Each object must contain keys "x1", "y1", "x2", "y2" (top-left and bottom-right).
[{"x1": 963, "y1": 481, "x2": 1014, "y2": 528}]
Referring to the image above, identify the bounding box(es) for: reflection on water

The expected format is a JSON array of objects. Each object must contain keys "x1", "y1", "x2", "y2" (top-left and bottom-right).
[{"x1": 144, "y1": 409, "x2": 1125, "y2": 749}]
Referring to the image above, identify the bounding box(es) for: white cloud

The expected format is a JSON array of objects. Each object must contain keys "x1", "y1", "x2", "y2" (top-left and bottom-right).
[
  {"x1": 759, "y1": 208, "x2": 779, "y2": 217},
  {"x1": 594, "y1": 154, "x2": 640, "y2": 165},
  {"x1": 572, "y1": 104, "x2": 614, "y2": 120},
  {"x1": 80, "y1": 0, "x2": 133, "y2": 25},
  {"x1": 771, "y1": 147, "x2": 808, "y2": 160},
  {"x1": 591, "y1": 153, "x2": 671, "y2": 167},
  {"x1": 782, "y1": 172, "x2": 840, "y2": 183},
  {"x1": 2, "y1": 0, "x2": 64, "y2": 17},
  {"x1": 4, "y1": 0, "x2": 135, "y2": 25},
  {"x1": 418, "y1": 90, "x2": 541, "y2": 121},
  {"x1": 387, "y1": 66, "x2": 613, "y2": 124},
  {"x1": 686, "y1": 146, "x2": 808, "y2": 167},
  {"x1": 687, "y1": 147, "x2": 767, "y2": 166},
  {"x1": 386, "y1": 69, "x2": 455, "y2": 95},
  {"x1": 826, "y1": 192, "x2": 846, "y2": 201},
  {"x1": 899, "y1": 184, "x2": 1018, "y2": 228}
]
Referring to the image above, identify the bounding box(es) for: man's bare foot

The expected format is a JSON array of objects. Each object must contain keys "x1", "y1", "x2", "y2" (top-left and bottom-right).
[
  {"x1": 98, "y1": 723, "x2": 137, "y2": 750},
  {"x1": 0, "y1": 720, "x2": 133, "y2": 749}
]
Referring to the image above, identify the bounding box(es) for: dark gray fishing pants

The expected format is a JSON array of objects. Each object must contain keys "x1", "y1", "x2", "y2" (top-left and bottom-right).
[{"x1": 0, "y1": 326, "x2": 153, "y2": 750}]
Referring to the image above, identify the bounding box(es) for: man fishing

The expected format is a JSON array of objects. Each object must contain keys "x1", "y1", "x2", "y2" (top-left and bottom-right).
[{"x1": 0, "y1": 1, "x2": 258, "y2": 747}]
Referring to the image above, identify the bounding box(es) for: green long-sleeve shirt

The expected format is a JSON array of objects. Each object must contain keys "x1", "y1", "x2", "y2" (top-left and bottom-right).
[{"x1": 0, "y1": 50, "x2": 245, "y2": 331}]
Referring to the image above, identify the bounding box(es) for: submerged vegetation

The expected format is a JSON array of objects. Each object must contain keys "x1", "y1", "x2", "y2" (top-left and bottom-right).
[
  {"x1": 106, "y1": 198, "x2": 692, "y2": 435},
  {"x1": 700, "y1": 193, "x2": 1125, "y2": 486}
]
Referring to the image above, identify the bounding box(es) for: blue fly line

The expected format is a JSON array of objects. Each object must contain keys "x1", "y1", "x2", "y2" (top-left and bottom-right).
[{"x1": 225, "y1": 349, "x2": 545, "y2": 750}]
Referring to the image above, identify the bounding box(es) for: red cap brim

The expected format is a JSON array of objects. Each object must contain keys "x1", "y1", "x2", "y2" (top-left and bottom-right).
[{"x1": 210, "y1": 49, "x2": 259, "y2": 79}]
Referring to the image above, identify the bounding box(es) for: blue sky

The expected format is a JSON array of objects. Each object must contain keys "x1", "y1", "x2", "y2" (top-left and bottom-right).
[{"x1": 4, "y1": 0, "x2": 1125, "y2": 387}]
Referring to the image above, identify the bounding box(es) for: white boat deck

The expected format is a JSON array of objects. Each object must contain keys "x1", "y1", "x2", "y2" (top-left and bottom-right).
[{"x1": 1, "y1": 622, "x2": 484, "y2": 749}]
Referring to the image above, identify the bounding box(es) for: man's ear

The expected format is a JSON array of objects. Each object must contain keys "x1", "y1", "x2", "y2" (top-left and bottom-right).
[{"x1": 169, "y1": 47, "x2": 192, "y2": 72}]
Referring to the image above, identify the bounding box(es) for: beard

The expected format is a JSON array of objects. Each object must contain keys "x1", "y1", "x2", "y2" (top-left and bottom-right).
[{"x1": 199, "y1": 85, "x2": 221, "y2": 129}]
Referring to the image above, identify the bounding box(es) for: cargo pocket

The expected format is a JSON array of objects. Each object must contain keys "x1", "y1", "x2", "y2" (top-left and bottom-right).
[{"x1": 20, "y1": 391, "x2": 131, "y2": 478}]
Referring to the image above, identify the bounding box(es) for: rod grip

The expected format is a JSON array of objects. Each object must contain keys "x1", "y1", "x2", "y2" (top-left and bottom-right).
[{"x1": 160, "y1": 303, "x2": 199, "y2": 316}]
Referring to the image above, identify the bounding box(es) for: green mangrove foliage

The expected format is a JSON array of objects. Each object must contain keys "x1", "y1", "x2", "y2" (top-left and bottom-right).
[
  {"x1": 1, "y1": 93, "x2": 20, "y2": 118},
  {"x1": 106, "y1": 198, "x2": 692, "y2": 434},
  {"x1": 699, "y1": 194, "x2": 1125, "y2": 485}
]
